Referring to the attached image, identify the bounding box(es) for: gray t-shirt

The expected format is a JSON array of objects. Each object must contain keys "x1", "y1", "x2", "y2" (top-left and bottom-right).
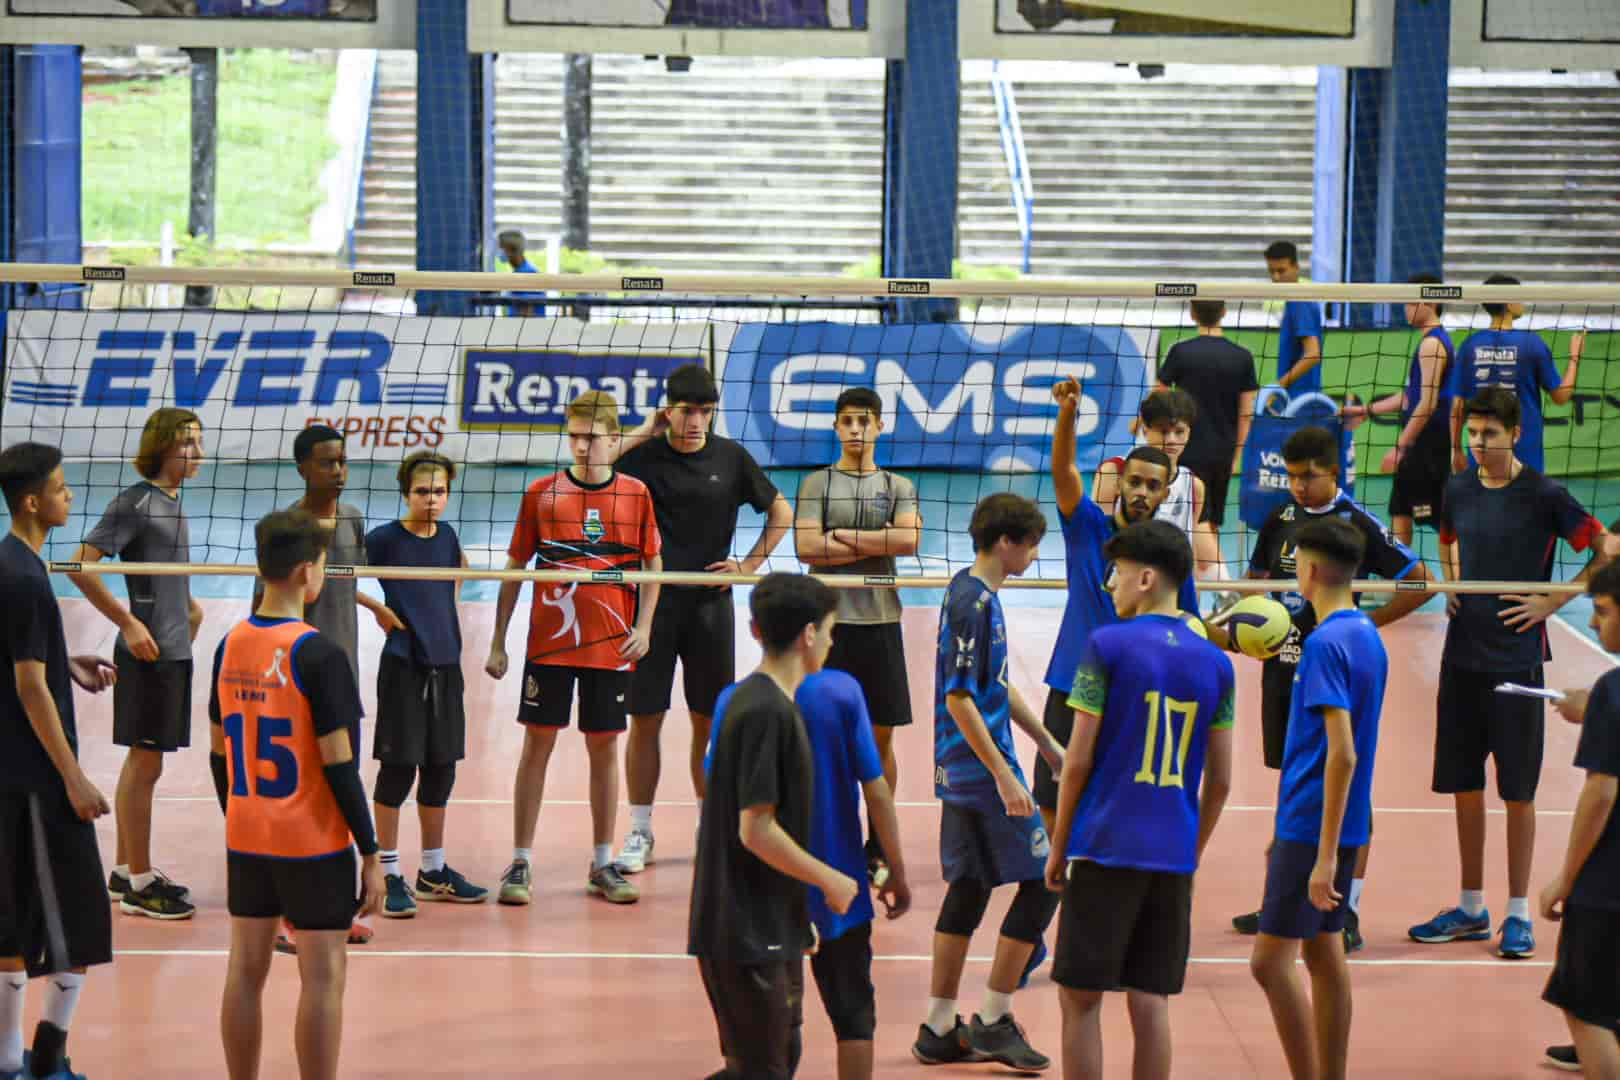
[
  {"x1": 83, "y1": 481, "x2": 194, "y2": 661},
  {"x1": 796, "y1": 467, "x2": 918, "y2": 625},
  {"x1": 259, "y1": 501, "x2": 368, "y2": 684}
]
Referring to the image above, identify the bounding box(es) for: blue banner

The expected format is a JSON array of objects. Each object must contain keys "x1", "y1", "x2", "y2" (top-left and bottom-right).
[
  {"x1": 460, "y1": 348, "x2": 694, "y2": 431},
  {"x1": 720, "y1": 322, "x2": 1149, "y2": 471},
  {"x1": 1239, "y1": 393, "x2": 1358, "y2": 530}
]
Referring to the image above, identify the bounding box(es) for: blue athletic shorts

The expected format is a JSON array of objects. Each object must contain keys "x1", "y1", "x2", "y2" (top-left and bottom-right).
[{"x1": 939, "y1": 800, "x2": 1049, "y2": 887}]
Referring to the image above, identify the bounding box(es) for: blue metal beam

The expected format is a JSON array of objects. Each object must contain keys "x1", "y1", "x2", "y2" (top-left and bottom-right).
[{"x1": 12, "y1": 45, "x2": 83, "y2": 311}]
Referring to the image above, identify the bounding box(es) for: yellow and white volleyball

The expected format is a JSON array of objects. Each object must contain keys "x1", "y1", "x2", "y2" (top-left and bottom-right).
[{"x1": 1224, "y1": 596, "x2": 1292, "y2": 660}]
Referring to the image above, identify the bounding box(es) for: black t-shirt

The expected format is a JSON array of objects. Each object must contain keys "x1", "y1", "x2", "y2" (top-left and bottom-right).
[
  {"x1": 1438, "y1": 467, "x2": 1601, "y2": 672},
  {"x1": 1571, "y1": 668, "x2": 1620, "y2": 911},
  {"x1": 1157, "y1": 335, "x2": 1260, "y2": 471},
  {"x1": 0, "y1": 533, "x2": 76, "y2": 794},
  {"x1": 1249, "y1": 493, "x2": 1418, "y2": 668},
  {"x1": 618, "y1": 434, "x2": 778, "y2": 577},
  {"x1": 687, "y1": 672, "x2": 815, "y2": 965},
  {"x1": 208, "y1": 619, "x2": 364, "y2": 742}
]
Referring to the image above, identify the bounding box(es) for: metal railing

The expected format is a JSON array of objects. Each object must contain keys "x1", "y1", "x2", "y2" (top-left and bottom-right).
[{"x1": 990, "y1": 61, "x2": 1034, "y2": 274}]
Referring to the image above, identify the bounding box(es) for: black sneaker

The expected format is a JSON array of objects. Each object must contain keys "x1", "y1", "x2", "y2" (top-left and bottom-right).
[
  {"x1": 969, "y1": 1012, "x2": 1050, "y2": 1072},
  {"x1": 911, "y1": 1017, "x2": 977, "y2": 1065},
  {"x1": 107, "y1": 868, "x2": 191, "y2": 903},
  {"x1": 119, "y1": 880, "x2": 195, "y2": 920},
  {"x1": 1233, "y1": 910, "x2": 1261, "y2": 935},
  {"x1": 1545, "y1": 1045, "x2": 1580, "y2": 1072},
  {"x1": 1342, "y1": 909, "x2": 1364, "y2": 954}
]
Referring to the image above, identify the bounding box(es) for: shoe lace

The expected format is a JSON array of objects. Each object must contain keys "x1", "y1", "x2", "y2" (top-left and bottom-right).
[{"x1": 502, "y1": 861, "x2": 527, "y2": 884}]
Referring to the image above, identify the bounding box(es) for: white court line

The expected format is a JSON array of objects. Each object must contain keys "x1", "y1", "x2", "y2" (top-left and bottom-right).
[
  {"x1": 109, "y1": 948, "x2": 1550, "y2": 969},
  {"x1": 147, "y1": 796, "x2": 1572, "y2": 815},
  {"x1": 1553, "y1": 613, "x2": 1617, "y2": 667}
]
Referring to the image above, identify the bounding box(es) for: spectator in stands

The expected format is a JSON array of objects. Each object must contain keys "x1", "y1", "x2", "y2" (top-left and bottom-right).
[
  {"x1": 497, "y1": 229, "x2": 547, "y2": 318},
  {"x1": 1446, "y1": 273, "x2": 1583, "y2": 477},
  {"x1": 1156, "y1": 300, "x2": 1260, "y2": 539},
  {"x1": 1264, "y1": 241, "x2": 1325, "y2": 395}
]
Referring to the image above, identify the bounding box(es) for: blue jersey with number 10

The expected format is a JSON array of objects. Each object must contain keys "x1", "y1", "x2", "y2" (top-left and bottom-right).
[
  {"x1": 935, "y1": 569, "x2": 1024, "y2": 811},
  {"x1": 1065, "y1": 614, "x2": 1236, "y2": 874}
]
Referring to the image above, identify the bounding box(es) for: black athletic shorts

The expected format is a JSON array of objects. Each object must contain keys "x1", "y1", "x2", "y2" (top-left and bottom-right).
[
  {"x1": 1053, "y1": 859, "x2": 1193, "y2": 996},
  {"x1": 374, "y1": 653, "x2": 466, "y2": 766},
  {"x1": 697, "y1": 953, "x2": 804, "y2": 1079},
  {"x1": 1258, "y1": 839, "x2": 1356, "y2": 941},
  {"x1": 1543, "y1": 902, "x2": 1620, "y2": 1036},
  {"x1": 227, "y1": 848, "x2": 359, "y2": 931},
  {"x1": 810, "y1": 921, "x2": 875, "y2": 1042},
  {"x1": 112, "y1": 653, "x2": 193, "y2": 752},
  {"x1": 1187, "y1": 457, "x2": 1235, "y2": 528},
  {"x1": 1433, "y1": 661, "x2": 1545, "y2": 802},
  {"x1": 628, "y1": 586, "x2": 735, "y2": 717},
  {"x1": 825, "y1": 622, "x2": 912, "y2": 728},
  {"x1": 519, "y1": 662, "x2": 629, "y2": 733},
  {"x1": 1261, "y1": 655, "x2": 1298, "y2": 772},
  {"x1": 1034, "y1": 687, "x2": 1072, "y2": 812},
  {"x1": 1388, "y1": 421, "x2": 1451, "y2": 526},
  {"x1": 0, "y1": 787, "x2": 113, "y2": 977}
]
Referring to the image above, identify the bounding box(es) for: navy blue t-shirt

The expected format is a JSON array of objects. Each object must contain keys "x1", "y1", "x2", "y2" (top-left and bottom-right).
[
  {"x1": 1403, "y1": 326, "x2": 1455, "y2": 436},
  {"x1": 1064, "y1": 614, "x2": 1236, "y2": 874},
  {"x1": 1450, "y1": 328, "x2": 1562, "y2": 473},
  {"x1": 935, "y1": 570, "x2": 1023, "y2": 811},
  {"x1": 706, "y1": 669, "x2": 883, "y2": 941},
  {"x1": 1571, "y1": 668, "x2": 1620, "y2": 912},
  {"x1": 0, "y1": 534, "x2": 77, "y2": 795},
  {"x1": 363, "y1": 520, "x2": 464, "y2": 667},
  {"x1": 1278, "y1": 300, "x2": 1324, "y2": 394},
  {"x1": 1044, "y1": 494, "x2": 1200, "y2": 693},
  {"x1": 1275, "y1": 609, "x2": 1387, "y2": 849},
  {"x1": 1438, "y1": 468, "x2": 1601, "y2": 672}
]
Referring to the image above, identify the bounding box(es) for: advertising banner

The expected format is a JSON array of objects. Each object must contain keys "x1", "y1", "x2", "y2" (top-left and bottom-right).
[{"x1": 0, "y1": 0, "x2": 411, "y2": 46}]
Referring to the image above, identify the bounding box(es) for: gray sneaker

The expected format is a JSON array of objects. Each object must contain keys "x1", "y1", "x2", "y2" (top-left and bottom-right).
[
  {"x1": 586, "y1": 862, "x2": 640, "y2": 904},
  {"x1": 969, "y1": 1013, "x2": 1049, "y2": 1072}
]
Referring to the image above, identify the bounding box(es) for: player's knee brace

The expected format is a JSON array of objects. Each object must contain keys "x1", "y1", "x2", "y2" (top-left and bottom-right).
[
  {"x1": 372, "y1": 764, "x2": 416, "y2": 809},
  {"x1": 1000, "y1": 879, "x2": 1060, "y2": 945},
  {"x1": 935, "y1": 877, "x2": 994, "y2": 938},
  {"x1": 415, "y1": 763, "x2": 457, "y2": 808}
]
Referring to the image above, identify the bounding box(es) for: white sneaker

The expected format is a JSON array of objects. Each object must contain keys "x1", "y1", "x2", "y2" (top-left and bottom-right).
[{"x1": 617, "y1": 829, "x2": 655, "y2": 874}]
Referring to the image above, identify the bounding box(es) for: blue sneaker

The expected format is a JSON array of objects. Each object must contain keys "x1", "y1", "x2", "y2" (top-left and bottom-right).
[
  {"x1": 1017, "y1": 937, "x2": 1047, "y2": 990},
  {"x1": 1499, "y1": 916, "x2": 1535, "y2": 959},
  {"x1": 381, "y1": 873, "x2": 417, "y2": 919},
  {"x1": 416, "y1": 865, "x2": 489, "y2": 904},
  {"x1": 1408, "y1": 906, "x2": 1491, "y2": 943}
]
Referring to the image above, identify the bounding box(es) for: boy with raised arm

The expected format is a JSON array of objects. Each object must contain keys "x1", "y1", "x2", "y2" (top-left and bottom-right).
[
  {"x1": 211, "y1": 509, "x2": 383, "y2": 1080},
  {"x1": 912, "y1": 493, "x2": 1064, "y2": 1074},
  {"x1": 0, "y1": 442, "x2": 117, "y2": 1080},
  {"x1": 688, "y1": 573, "x2": 858, "y2": 1080},
  {"x1": 1046, "y1": 520, "x2": 1236, "y2": 1080},
  {"x1": 486, "y1": 391, "x2": 662, "y2": 907},
  {"x1": 69, "y1": 408, "x2": 205, "y2": 920},
  {"x1": 613, "y1": 363, "x2": 794, "y2": 873},
  {"x1": 1249, "y1": 517, "x2": 1387, "y2": 1080},
  {"x1": 794, "y1": 386, "x2": 922, "y2": 884}
]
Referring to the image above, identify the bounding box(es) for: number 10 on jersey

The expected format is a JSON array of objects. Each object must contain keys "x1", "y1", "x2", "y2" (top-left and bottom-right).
[{"x1": 1135, "y1": 691, "x2": 1197, "y2": 788}]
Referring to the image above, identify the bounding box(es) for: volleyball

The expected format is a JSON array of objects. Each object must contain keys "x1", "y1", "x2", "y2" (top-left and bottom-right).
[{"x1": 1224, "y1": 596, "x2": 1292, "y2": 660}]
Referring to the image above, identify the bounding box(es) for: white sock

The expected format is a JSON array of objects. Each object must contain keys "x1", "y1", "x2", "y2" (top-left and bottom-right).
[
  {"x1": 0, "y1": 971, "x2": 26, "y2": 1072},
  {"x1": 513, "y1": 847, "x2": 532, "y2": 865},
  {"x1": 980, "y1": 989, "x2": 1013, "y2": 1026},
  {"x1": 379, "y1": 850, "x2": 400, "y2": 877},
  {"x1": 593, "y1": 844, "x2": 614, "y2": 870},
  {"x1": 630, "y1": 805, "x2": 653, "y2": 835},
  {"x1": 114, "y1": 864, "x2": 130, "y2": 881},
  {"x1": 40, "y1": 972, "x2": 84, "y2": 1033},
  {"x1": 925, "y1": 997, "x2": 957, "y2": 1038},
  {"x1": 130, "y1": 870, "x2": 157, "y2": 893},
  {"x1": 1460, "y1": 889, "x2": 1485, "y2": 917},
  {"x1": 1348, "y1": 878, "x2": 1364, "y2": 914},
  {"x1": 422, "y1": 848, "x2": 446, "y2": 873},
  {"x1": 1507, "y1": 896, "x2": 1531, "y2": 922}
]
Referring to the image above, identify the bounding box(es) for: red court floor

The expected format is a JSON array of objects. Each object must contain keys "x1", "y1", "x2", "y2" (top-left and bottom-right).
[{"x1": 33, "y1": 600, "x2": 1617, "y2": 1078}]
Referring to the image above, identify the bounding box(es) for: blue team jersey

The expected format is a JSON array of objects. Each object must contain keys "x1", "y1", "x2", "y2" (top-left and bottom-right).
[
  {"x1": 1044, "y1": 495, "x2": 1201, "y2": 693},
  {"x1": 1275, "y1": 609, "x2": 1387, "y2": 849},
  {"x1": 1403, "y1": 326, "x2": 1454, "y2": 435},
  {"x1": 1064, "y1": 615, "x2": 1236, "y2": 874},
  {"x1": 935, "y1": 570, "x2": 1023, "y2": 810},
  {"x1": 704, "y1": 669, "x2": 883, "y2": 941},
  {"x1": 1279, "y1": 301, "x2": 1325, "y2": 394},
  {"x1": 1449, "y1": 328, "x2": 1562, "y2": 473}
]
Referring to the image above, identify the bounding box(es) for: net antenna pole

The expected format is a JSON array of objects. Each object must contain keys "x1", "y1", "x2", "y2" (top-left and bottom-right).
[{"x1": 183, "y1": 47, "x2": 218, "y2": 309}]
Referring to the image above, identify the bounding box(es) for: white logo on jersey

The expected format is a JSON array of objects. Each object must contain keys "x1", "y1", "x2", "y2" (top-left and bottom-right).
[
  {"x1": 541, "y1": 583, "x2": 581, "y2": 647},
  {"x1": 582, "y1": 508, "x2": 604, "y2": 542},
  {"x1": 263, "y1": 648, "x2": 288, "y2": 687}
]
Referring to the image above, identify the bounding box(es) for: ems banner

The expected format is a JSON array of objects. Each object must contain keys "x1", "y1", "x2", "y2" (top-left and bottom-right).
[{"x1": 1238, "y1": 389, "x2": 1357, "y2": 532}]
